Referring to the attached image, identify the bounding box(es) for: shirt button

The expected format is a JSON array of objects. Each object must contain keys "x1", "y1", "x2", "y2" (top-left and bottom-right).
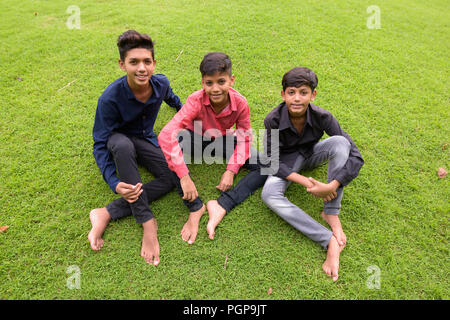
[{"x1": 142, "y1": 130, "x2": 145, "y2": 134}]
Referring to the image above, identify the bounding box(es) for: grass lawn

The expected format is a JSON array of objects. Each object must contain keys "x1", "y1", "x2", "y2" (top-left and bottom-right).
[{"x1": 0, "y1": 0, "x2": 448, "y2": 300}]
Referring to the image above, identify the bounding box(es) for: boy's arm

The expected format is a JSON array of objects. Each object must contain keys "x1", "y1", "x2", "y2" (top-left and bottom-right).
[
  {"x1": 216, "y1": 101, "x2": 252, "y2": 191},
  {"x1": 163, "y1": 79, "x2": 183, "y2": 112},
  {"x1": 92, "y1": 98, "x2": 120, "y2": 193},
  {"x1": 158, "y1": 95, "x2": 200, "y2": 179},
  {"x1": 158, "y1": 95, "x2": 202, "y2": 201},
  {"x1": 263, "y1": 117, "x2": 299, "y2": 178},
  {"x1": 263, "y1": 117, "x2": 336, "y2": 201},
  {"x1": 323, "y1": 114, "x2": 364, "y2": 186},
  {"x1": 226, "y1": 101, "x2": 252, "y2": 175}
]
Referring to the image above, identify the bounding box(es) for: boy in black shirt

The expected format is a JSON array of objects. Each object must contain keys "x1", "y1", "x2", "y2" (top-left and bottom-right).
[{"x1": 261, "y1": 67, "x2": 364, "y2": 281}]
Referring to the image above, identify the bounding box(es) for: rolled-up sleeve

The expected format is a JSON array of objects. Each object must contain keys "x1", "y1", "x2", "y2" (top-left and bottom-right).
[
  {"x1": 158, "y1": 95, "x2": 200, "y2": 179},
  {"x1": 227, "y1": 101, "x2": 252, "y2": 174},
  {"x1": 323, "y1": 114, "x2": 364, "y2": 186}
]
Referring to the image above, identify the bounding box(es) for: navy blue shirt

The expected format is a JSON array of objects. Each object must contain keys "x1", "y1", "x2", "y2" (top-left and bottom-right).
[
  {"x1": 93, "y1": 74, "x2": 182, "y2": 192},
  {"x1": 264, "y1": 102, "x2": 364, "y2": 186}
]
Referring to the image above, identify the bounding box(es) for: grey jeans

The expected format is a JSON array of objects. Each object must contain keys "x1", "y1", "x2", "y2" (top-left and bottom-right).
[{"x1": 261, "y1": 136, "x2": 351, "y2": 249}]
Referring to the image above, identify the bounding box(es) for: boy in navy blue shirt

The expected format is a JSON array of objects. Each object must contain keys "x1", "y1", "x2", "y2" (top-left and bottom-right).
[{"x1": 88, "y1": 30, "x2": 204, "y2": 265}]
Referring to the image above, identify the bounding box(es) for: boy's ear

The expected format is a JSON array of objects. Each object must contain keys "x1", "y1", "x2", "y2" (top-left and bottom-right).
[
  {"x1": 118, "y1": 59, "x2": 126, "y2": 72},
  {"x1": 280, "y1": 90, "x2": 286, "y2": 101},
  {"x1": 230, "y1": 74, "x2": 235, "y2": 86},
  {"x1": 311, "y1": 89, "x2": 317, "y2": 101}
]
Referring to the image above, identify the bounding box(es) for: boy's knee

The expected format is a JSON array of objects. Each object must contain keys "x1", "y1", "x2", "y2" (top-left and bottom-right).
[
  {"x1": 261, "y1": 182, "x2": 283, "y2": 205},
  {"x1": 107, "y1": 134, "x2": 135, "y2": 156},
  {"x1": 329, "y1": 136, "x2": 350, "y2": 157}
]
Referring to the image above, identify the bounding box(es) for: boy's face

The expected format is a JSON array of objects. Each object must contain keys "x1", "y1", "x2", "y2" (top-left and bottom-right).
[
  {"x1": 281, "y1": 85, "x2": 317, "y2": 118},
  {"x1": 201, "y1": 72, "x2": 235, "y2": 109},
  {"x1": 118, "y1": 48, "x2": 156, "y2": 89}
]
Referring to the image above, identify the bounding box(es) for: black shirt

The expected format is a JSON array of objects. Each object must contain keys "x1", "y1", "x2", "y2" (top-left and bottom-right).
[{"x1": 263, "y1": 102, "x2": 364, "y2": 186}]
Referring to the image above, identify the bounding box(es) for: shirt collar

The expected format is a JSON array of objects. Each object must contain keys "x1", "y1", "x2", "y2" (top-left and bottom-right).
[
  {"x1": 201, "y1": 88, "x2": 238, "y2": 112},
  {"x1": 123, "y1": 75, "x2": 159, "y2": 102},
  {"x1": 279, "y1": 102, "x2": 313, "y2": 131}
]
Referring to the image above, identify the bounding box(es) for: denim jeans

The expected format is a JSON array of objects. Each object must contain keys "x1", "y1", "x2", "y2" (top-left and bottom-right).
[{"x1": 261, "y1": 136, "x2": 351, "y2": 249}]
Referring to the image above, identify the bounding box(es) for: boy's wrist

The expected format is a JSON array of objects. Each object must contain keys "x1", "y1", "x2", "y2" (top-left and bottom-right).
[
  {"x1": 328, "y1": 180, "x2": 340, "y2": 191},
  {"x1": 225, "y1": 169, "x2": 235, "y2": 176}
]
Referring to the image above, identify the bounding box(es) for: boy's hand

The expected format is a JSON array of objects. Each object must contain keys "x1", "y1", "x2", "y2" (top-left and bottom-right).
[
  {"x1": 306, "y1": 178, "x2": 338, "y2": 202},
  {"x1": 116, "y1": 182, "x2": 143, "y2": 203},
  {"x1": 180, "y1": 175, "x2": 198, "y2": 202},
  {"x1": 216, "y1": 170, "x2": 235, "y2": 192}
]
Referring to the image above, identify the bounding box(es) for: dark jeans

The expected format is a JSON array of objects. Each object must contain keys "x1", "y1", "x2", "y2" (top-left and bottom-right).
[
  {"x1": 178, "y1": 130, "x2": 268, "y2": 212},
  {"x1": 105, "y1": 132, "x2": 203, "y2": 224}
]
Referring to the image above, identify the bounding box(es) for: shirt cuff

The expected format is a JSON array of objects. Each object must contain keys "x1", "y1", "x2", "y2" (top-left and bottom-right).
[
  {"x1": 174, "y1": 165, "x2": 190, "y2": 180},
  {"x1": 275, "y1": 163, "x2": 297, "y2": 179},
  {"x1": 109, "y1": 178, "x2": 121, "y2": 194},
  {"x1": 226, "y1": 163, "x2": 241, "y2": 175}
]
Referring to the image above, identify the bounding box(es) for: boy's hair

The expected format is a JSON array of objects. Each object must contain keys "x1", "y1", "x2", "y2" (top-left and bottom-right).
[
  {"x1": 282, "y1": 67, "x2": 318, "y2": 91},
  {"x1": 199, "y1": 52, "x2": 232, "y2": 77},
  {"x1": 117, "y1": 30, "x2": 154, "y2": 61}
]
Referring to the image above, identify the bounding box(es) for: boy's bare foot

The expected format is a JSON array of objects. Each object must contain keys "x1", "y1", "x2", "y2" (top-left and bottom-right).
[
  {"x1": 181, "y1": 204, "x2": 205, "y2": 244},
  {"x1": 322, "y1": 235, "x2": 343, "y2": 282},
  {"x1": 88, "y1": 208, "x2": 111, "y2": 251},
  {"x1": 321, "y1": 211, "x2": 347, "y2": 247},
  {"x1": 141, "y1": 218, "x2": 160, "y2": 266},
  {"x1": 206, "y1": 200, "x2": 227, "y2": 240}
]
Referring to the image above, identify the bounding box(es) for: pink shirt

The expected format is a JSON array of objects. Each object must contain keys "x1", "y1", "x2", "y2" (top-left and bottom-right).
[{"x1": 158, "y1": 88, "x2": 252, "y2": 179}]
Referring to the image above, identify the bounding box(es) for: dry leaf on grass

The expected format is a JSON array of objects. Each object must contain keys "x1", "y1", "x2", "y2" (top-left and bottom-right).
[
  {"x1": 267, "y1": 288, "x2": 273, "y2": 295},
  {"x1": 437, "y1": 168, "x2": 447, "y2": 178},
  {"x1": 0, "y1": 225, "x2": 9, "y2": 233}
]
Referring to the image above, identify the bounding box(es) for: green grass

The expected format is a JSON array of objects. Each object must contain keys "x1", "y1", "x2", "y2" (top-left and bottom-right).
[{"x1": 0, "y1": 0, "x2": 449, "y2": 300}]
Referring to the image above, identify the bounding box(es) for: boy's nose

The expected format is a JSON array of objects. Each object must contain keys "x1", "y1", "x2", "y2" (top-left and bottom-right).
[
  {"x1": 211, "y1": 83, "x2": 220, "y2": 92},
  {"x1": 137, "y1": 62, "x2": 146, "y2": 71}
]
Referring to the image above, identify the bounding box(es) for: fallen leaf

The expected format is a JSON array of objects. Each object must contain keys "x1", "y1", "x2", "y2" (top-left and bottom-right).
[
  {"x1": 437, "y1": 168, "x2": 447, "y2": 178},
  {"x1": 267, "y1": 287, "x2": 273, "y2": 295},
  {"x1": 442, "y1": 143, "x2": 448, "y2": 150},
  {"x1": 0, "y1": 225, "x2": 9, "y2": 233},
  {"x1": 16, "y1": 77, "x2": 22, "y2": 81},
  {"x1": 34, "y1": 12, "x2": 38, "y2": 16}
]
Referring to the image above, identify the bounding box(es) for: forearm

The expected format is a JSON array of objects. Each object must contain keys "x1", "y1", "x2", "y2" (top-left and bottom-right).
[{"x1": 286, "y1": 172, "x2": 314, "y2": 188}]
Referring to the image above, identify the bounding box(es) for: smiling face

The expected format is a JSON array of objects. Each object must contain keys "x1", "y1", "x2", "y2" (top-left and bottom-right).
[
  {"x1": 118, "y1": 48, "x2": 156, "y2": 90},
  {"x1": 281, "y1": 85, "x2": 317, "y2": 119},
  {"x1": 201, "y1": 71, "x2": 235, "y2": 110}
]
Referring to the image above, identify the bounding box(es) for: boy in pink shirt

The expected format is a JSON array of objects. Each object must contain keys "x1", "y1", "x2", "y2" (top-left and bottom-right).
[{"x1": 158, "y1": 52, "x2": 267, "y2": 242}]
